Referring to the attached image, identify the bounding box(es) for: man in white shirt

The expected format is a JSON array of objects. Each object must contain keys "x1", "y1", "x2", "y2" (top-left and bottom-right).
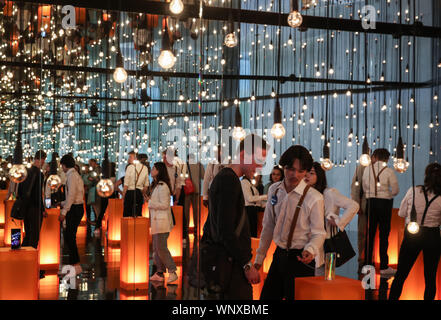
[
  {"x1": 162, "y1": 148, "x2": 185, "y2": 206},
  {"x1": 123, "y1": 153, "x2": 150, "y2": 217},
  {"x1": 362, "y1": 148, "x2": 399, "y2": 276},
  {"x1": 254, "y1": 145, "x2": 326, "y2": 300},
  {"x1": 58, "y1": 154, "x2": 85, "y2": 275}
]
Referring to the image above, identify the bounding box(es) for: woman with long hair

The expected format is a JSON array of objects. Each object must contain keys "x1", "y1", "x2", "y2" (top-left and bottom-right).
[
  {"x1": 304, "y1": 162, "x2": 359, "y2": 276},
  {"x1": 263, "y1": 166, "x2": 284, "y2": 195},
  {"x1": 148, "y1": 162, "x2": 178, "y2": 284},
  {"x1": 389, "y1": 163, "x2": 441, "y2": 300}
]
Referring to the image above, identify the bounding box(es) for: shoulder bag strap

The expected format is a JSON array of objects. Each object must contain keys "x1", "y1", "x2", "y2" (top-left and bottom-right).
[
  {"x1": 135, "y1": 164, "x2": 144, "y2": 188},
  {"x1": 286, "y1": 185, "x2": 311, "y2": 250},
  {"x1": 371, "y1": 165, "x2": 378, "y2": 197},
  {"x1": 421, "y1": 186, "x2": 440, "y2": 226}
]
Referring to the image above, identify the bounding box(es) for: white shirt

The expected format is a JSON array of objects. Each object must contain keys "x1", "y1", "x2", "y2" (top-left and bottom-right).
[
  {"x1": 148, "y1": 181, "x2": 174, "y2": 234},
  {"x1": 362, "y1": 161, "x2": 399, "y2": 199},
  {"x1": 315, "y1": 188, "x2": 359, "y2": 267},
  {"x1": 398, "y1": 186, "x2": 441, "y2": 228},
  {"x1": 241, "y1": 177, "x2": 267, "y2": 207},
  {"x1": 255, "y1": 179, "x2": 326, "y2": 265},
  {"x1": 124, "y1": 163, "x2": 149, "y2": 191},
  {"x1": 165, "y1": 163, "x2": 185, "y2": 194},
  {"x1": 61, "y1": 168, "x2": 85, "y2": 216},
  {"x1": 202, "y1": 162, "x2": 225, "y2": 201}
]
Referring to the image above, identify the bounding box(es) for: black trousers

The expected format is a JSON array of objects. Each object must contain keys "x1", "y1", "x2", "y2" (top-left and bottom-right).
[
  {"x1": 65, "y1": 204, "x2": 84, "y2": 265},
  {"x1": 22, "y1": 205, "x2": 43, "y2": 249},
  {"x1": 123, "y1": 189, "x2": 143, "y2": 217},
  {"x1": 389, "y1": 227, "x2": 441, "y2": 300},
  {"x1": 95, "y1": 197, "x2": 109, "y2": 229},
  {"x1": 84, "y1": 192, "x2": 92, "y2": 221},
  {"x1": 366, "y1": 198, "x2": 393, "y2": 270},
  {"x1": 260, "y1": 247, "x2": 315, "y2": 300},
  {"x1": 245, "y1": 206, "x2": 260, "y2": 238}
]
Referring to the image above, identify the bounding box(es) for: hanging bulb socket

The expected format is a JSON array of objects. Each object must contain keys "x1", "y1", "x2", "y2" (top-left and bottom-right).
[
  {"x1": 271, "y1": 99, "x2": 286, "y2": 140},
  {"x1": 321, "y1": 143, "x2": 333, "y2": 171}
]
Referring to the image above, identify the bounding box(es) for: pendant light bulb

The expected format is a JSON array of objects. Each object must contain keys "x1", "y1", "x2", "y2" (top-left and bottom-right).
[
  {"x1": 113, "y1": 52, "x2": 127, "y2": 83},
  {"x1": 407, "y1": 221, "x2": 419, "y2": 234},
  {"x1": 359, "y1": 138, "x2": 371, "y2": 167},
  {"x1": 271, "y1": 99, "x2": 286, "y2": 140},
  {"x1": 96, "y1": 178, "x2": 115, "y2": 198},
  {"x1": 224, "y1": 32, "x2": 238, "y2": 48},
  {"x1": 47, "y1": 174, "x2": 62, "y2": 191},
  {"x1": 394, "y1": 136, "x2": 408, "y2": 173},
  {"x1": 232, "y1": 106, "x2": 246, "y2": 141},
  {"x1": 169, "y1": 0, "x2": 184, "y2": 15},
  {"x1": 321, "y1": 144, "x2": 333, "y2": 171},
  {"x1": 159, "y1": 25, "x2": 176, "y2": 69},
  {"x1": 9, "y1": 164, "x2": 28, "y2": 183},
  {"x1": 287, "y1": 0, "x2": 303, "y2": 28}
]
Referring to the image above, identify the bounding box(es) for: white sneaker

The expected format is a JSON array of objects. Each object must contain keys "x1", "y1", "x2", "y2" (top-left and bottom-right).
[
  {"x1": 380, "y1": 267, "x2": 396, "y2": 276},
  {"x1": 167, "y1": 272, "x2": 178, "y2": 284},
  {"x1": 150, "y1": 272, "x2": 165, "y2": 282}
]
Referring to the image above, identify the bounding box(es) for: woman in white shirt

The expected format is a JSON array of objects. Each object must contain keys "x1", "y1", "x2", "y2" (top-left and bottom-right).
[
  {"x1": 389, "y1": 163, "x2": 441, "y2": 300},
  {"x1": 241, "y1": 176, "x2": 267, "y2": 237},
  {"x1": 304, "y1": 162, "x2": 359, "y2": 276},
  {"x1": 148, "y1": 162, "x2": 178, "y2": 284}
]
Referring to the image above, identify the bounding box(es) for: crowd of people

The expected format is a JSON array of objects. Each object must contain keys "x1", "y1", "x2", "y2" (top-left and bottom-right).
[{"x1": 0, "y1": 134, "x2": 439, "y2": 300}]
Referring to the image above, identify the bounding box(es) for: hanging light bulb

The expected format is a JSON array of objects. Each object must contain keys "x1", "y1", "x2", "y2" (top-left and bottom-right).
[
  {"x1": 96, "y1": 178, "x2": 115, "y2": 197},
  {"x1": 9, "y1": 164, "x2": 27, "y2": 183},
  {"x1": 232, "y1": 106, "x2": 246, "y2": 141},
  {"x1": 328, "y1": 64, "x2": 334, "y2": 75},
  {"x1": 271, "y1": 98, "x2": 286, "y2": 140},
  {"x1": 224, "y1": 32, "x2": 238, "y2": 48},
  {"x1": 287, "y1": 0, "x2": 303, "y2": 28},
  {"x1": 407, "y1": 205, "x2": 419, "y2": 234},
  {"x1": 359, "y1": 138, "x2": 371, "y2": 167},
  {"x1": 158, "y1": 25, "x2": 176, "y2": 69},
  {"x1": 321, "y1": 143, "x2": 333, "y2": 171},
  {"x1": 47, "y1": 174, "x2": 62, "y2": 191},
  {"x1": 380, "y1": 72, "x2": 385, "y2": 81},
  {"x1": 169, "y1": 0, "x2": 184, "y2": 15},
  {"x1": 113, "y1": 52, "x2": 127, "y2": 83},
  {"x1": 394, "y1": 136, "x2": 408, "y2": 173}
]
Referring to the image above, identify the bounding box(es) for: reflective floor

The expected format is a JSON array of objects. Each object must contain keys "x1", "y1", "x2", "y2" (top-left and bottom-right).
[{"x1": 36, "y1": 220, "x2": 393, "y2": 300}]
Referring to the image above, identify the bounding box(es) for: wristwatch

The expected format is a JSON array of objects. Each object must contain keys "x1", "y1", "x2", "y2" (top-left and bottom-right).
[{"x1": 243, "y1": 262, "x2": 253, "y2": 272}]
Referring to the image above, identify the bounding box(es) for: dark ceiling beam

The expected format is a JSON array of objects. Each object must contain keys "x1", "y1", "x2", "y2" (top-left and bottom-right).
[
  {"x1": 0, "y1": 60, "x2": 427, "y2": 88},
  {"x1": 20, "y1": 0, "x2": 441, "y2": 38}
]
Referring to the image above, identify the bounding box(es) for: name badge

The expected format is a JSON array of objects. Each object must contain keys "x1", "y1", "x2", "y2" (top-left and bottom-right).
[
  {"x1": 271, "y1": 194, "x2": 278, "y2": 206},
  {"x1": 175, "y1": 172, "x2": 178, "y2": 178}
]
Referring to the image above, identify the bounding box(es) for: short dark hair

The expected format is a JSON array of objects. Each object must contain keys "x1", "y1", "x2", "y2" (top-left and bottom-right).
[
  {"x1": 279, "y1": 145, "x2": 313, "y2": 171},
  {"x1": 372, "y1": 148, "x2": 390, "y2": 162},
  {"x1": 128, "y1": 151, "x2": 136, "y2": 157},
  {"x1": 60, "y1": 154, "x2": 75, "y2": 168},
  {"x1": 34, "y1": 150, "x2": 47, "y2": 160},
  {"x1": 89, "y1": 158, "x2": 97, "y2": 164},
  {"x1": 237, "y1": 134, "x2": 268, "y2": 155},
  {"x1": 311, "y1": 162, "x2": 327, "y2": 194},
  {"x1": 138, "y1": 153, "x2": 148, "y2": 161},
  {"x1": 424, "y1": 163, "x2": 441, "y2": 196}
]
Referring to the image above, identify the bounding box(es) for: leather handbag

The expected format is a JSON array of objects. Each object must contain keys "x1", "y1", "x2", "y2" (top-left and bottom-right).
[
  {"x1": 11, "y1": 169, "x2": 37, "y2": 220},
  {"x1": 183, "y1": 163, "x2": 195, "y2": 195},
  {"x1": 324, "y1": 226, "x2": 356, "y2": 267}
]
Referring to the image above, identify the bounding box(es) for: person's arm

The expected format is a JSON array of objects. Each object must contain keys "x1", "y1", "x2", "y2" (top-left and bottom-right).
[
  {"x1": 215, "y1": 174, "x2": 252, "y2": 268},
  {"x1": 389, "y1": 169, "x2": 400, "y2": 198},
  {"x1": 148, "y1": 185, "x2": 170, "y2": 210},
  {"x1": 254, "y1": 186, "x2": 277, "y2": 266},
  {"x1": 303, "y1": 198, "x2": 327, "y2": 258},
  {"x1": 241, "y1": 179, "x2": 268, "y2": 204},
  {"x1": 326, "y1": 189, "x2": 359, "y2": 231},
  {"x1": 362, "y1": 166, "x2": 370, "y2": 199},
  {"x1": 61, "y1": 175, "x2": 75, "y2": 216},
  {"x1": 202, "y1": 163, "x2": 213, "y2": 201},
  {"x1": 398, "y1": 187, "x2": 412, "y2": 218}
]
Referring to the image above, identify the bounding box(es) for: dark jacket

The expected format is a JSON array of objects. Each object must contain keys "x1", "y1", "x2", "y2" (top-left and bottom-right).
[
  {"x1": 17, "y1": 165, "x2": 44, "y2": 212},
  {"x1": 202, "y1": 167, "x2": 252, "y2": 267}
]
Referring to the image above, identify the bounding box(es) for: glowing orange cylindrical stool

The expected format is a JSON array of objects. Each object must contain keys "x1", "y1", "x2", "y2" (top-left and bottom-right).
[
  {"x1": 251, "y1": 237, "x2": 264, "y2": 300},
  {"x1": 295, "y1": 275, "x2": 364, "y2": 300},
  {"x1": 120, "y1": 217, "x2": 149, "y2": 291},
  {"x1": 373, "y1": 208, "x2": 404, "y2": 267},
  {"x1": 263, "y1": 241, "x2": 277, "y2": 275},
  {"x1": 39, "y1": 208, "x2": 60, "y2": 270},
  {"x1": 0, "y1": 247, "x2": 39, "y2": 300},
  {"x1": 106, "y1": 246, "x2": 121, "y2": 291},
  {"x1": 107, "y1": 199, "x2": 124, "y2": 246},
  {"x1": 169, "y1": 205, "x2": 183, "y2": 263},
  {"x1": 4, "y1": 200, "x2": 23, "y2": 246},
  {"x1": 120, "y1": 289, "x2": 149, "y2": 300},
  {"x1": 39, "y1": 273, "x2": 59, "y2": 300},
  {"x1": 0, "y1": 190, "x2": 8, "y2": 226},
  {"x1": 142, "y1": 202, "x2": 149, "y2": 218}
]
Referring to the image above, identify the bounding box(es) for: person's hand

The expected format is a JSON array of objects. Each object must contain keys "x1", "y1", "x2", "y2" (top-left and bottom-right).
[
  {"x1": 328, "y1": 217, "x2": 338, "y2": 227},
  {"x1": 297, "y1": 250, "x2": 314, "y2": 265},
  {"x1": 122, "y1": 191, "x2": 126, "y2": 199},
  {"x1": 203, "y1": 200, "x2": 209, "y2": 208},
  {"x1": 173, "y1": 200, "x2": 178, "y2": 207},
  {"x1": 253, "y1": 263, "x2": 262, "y2": 271},
  {"x1": 357, "y1": 208, "x2": 364, "y2": 215},
  {"x1": 43, "y1": 211, "x2": 48, "y2": 218},
  {"x1": 244, "y1": 265, "x2": 260, "y2": 284},
  {"x1": 58, "y1": 214, "x2": 65, "y2": 222}
]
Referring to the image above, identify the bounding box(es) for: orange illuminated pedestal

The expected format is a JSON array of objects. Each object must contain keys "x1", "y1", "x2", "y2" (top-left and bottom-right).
[
  {"x1": 0, "y1": 189, "x2": 8, "y2": 226},
  {"x1": 373, "y1": 208, "x2": 405, "y2": 268},
  {"x1": 39, "y1": 208, "x2": 60, "y2": 270},
  {"x1": 142, "y1": 202, "x2": 149, "y2": 218},
  {"x1": 120, "y1": 217, "x2": 149, "y2": 291},
  {"x1": 39, "y1": 273, "x2": 59, "y2": 300},
  {"x1": 251, "y1": 237, "x2": 264, "y2": 300},
  {"x1": 106, "y1": 246, "x2": 121, "y2": 291},
  {"x1": 4, "y1": 200, "x2": 24, "y2": 246},
  {"x1": 295, "y1": 275, "x2": 365, "y2": 300},
  {"x1": 263, "y1": 241, "x2": 277, "y2": 275},
  {"x1": 0, "y1": 247, "x2": 39, "y2": 300},
  {"x1": 169, "y1": 205, "x2": 183, "y2": 263},
  {"x1": 189, "y1": 197, "x2": 209, "y2": 236},
  {"x1": 120, "y1": 289, "x2": 149, "y2": 300},
  {"x1": 107, "y1": 198, "x2": 124, "y2": 246}
]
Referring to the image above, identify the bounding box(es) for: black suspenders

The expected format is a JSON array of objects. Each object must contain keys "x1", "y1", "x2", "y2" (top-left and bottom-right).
[{"x1": 421, "y1": 186, "x2": 440, "y2": 227}]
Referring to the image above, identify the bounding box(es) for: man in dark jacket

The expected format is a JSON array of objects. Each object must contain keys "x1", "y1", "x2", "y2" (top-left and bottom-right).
[
  {"x1": 18, "y1": 150, "x2": 47, "y2": 249},
  {"x1": 201, "y1": 134, "x2": 268, "y2": 299}
]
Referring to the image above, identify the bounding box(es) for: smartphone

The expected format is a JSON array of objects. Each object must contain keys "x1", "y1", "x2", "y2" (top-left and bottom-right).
[
  {"x1": 11, "y1": 228, "x2": 21, "y2": 250},
  {"x1": 45, "y1": 198, "x2": 51, "y2": 209}
]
